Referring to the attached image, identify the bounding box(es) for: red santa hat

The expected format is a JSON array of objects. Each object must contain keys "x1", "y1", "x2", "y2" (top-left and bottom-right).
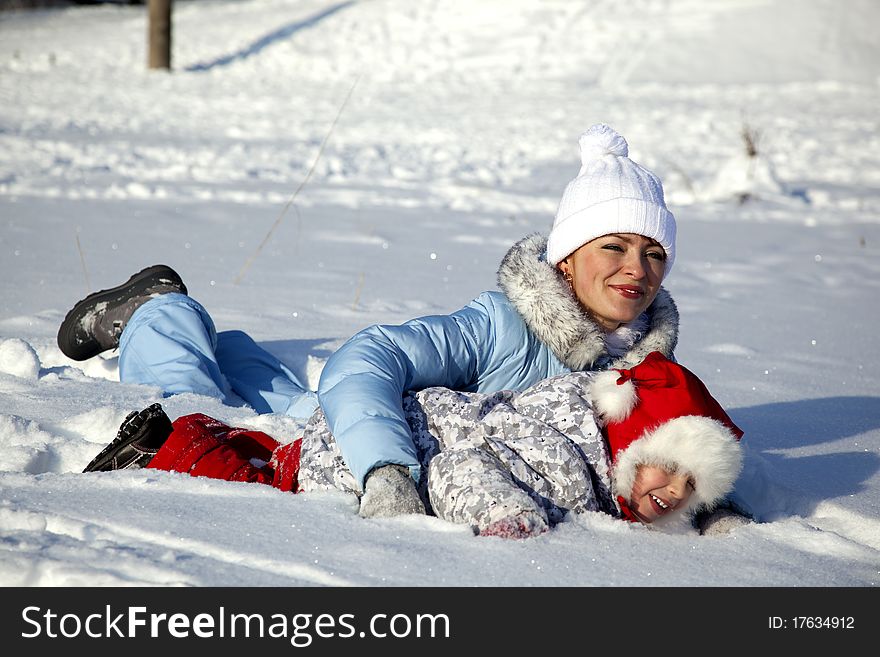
[{"x1": 589, "y1": 351, "x2": 744, "y2": 518}]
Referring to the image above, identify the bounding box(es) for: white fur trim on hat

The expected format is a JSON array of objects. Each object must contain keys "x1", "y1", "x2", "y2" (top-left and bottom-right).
[
  {"x1": 612, "y1": 416, "x2": 743, "y2": 515},
  {"x1": 589, "y1": 370, "x2": 637, "y2": 423},
  {"x1": 546, "y1": 124, "x2": 676, "y2": 275}
]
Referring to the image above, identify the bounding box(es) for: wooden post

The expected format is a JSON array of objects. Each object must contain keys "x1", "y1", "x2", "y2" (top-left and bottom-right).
[{"x1": 148, "y1": 0, "x2": 172, "y2": 70}]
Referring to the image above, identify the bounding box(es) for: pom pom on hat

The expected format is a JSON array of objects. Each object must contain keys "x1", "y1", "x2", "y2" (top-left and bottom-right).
[
  {"x1": 577, "y1": 123, "x2": 628, "y2": 165},
  {"x1": 547, "y1": 124, "x2": 677, "y2": 276},
  {"x1": 589, "y1": 351, "x2": 744, "y2": 516},
  {"x1": 589, "y1": 367, "x2": 638, "y2": 423}
]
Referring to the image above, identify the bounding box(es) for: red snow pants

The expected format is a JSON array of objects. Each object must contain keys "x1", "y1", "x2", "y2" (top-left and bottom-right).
[{"x1": 146, "y1": 413, "x2": 302, "y2": 493}]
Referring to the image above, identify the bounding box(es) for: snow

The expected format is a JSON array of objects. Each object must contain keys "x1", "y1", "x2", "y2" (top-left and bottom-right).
[{"x1": 1, "y1": 0, "x2": 878, "y2": 587}]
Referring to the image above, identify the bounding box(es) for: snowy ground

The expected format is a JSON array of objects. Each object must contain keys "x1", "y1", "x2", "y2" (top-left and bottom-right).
[{"x1": 1, "y1": 0, "x2": 879, "y2": 587}]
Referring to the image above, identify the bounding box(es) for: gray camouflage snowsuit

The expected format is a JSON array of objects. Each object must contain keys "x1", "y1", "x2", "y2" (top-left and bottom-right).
[{"x1": 296, "y1": 371, "x2": 620, "y2": 534}]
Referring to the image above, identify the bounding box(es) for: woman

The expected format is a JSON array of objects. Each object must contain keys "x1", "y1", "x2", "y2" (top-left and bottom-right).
[{"x1": 58, "y1": 124, "x2": 681, "y2": 518}]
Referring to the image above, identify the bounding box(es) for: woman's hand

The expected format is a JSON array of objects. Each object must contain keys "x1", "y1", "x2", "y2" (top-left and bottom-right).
[{"x1": 358, "y1": 464, "x2": 426, "y2": 518}]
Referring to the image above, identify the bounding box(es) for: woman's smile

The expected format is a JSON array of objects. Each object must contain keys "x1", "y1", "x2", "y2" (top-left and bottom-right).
[{"x1": 610, "y1": 284, "x2": 645, "y2": 300}]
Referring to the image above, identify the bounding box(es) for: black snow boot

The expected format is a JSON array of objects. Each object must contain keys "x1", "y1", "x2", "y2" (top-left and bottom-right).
[
  {"x1": 83, "y1": 403, "x2": 174, "y2": 472},
  {"x1": 57, "y1": 264, "x2": 187, "y2": 361}
]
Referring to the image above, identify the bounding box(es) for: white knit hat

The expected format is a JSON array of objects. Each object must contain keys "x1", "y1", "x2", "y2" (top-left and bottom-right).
[{"x1": 546, "y1": 124, "x2": 676, "y2": 275}]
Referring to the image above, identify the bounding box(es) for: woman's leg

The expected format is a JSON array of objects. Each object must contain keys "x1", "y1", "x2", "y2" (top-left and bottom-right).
[
  {"x1": 118, "y1": 293, "x2": 232, "y2": 402},
  {"x1": 119, "y1": 294, "x2": 319, "y2": 418},
  {"x1": 215, "y1": 330, "x2": 319, "y2": 418}
]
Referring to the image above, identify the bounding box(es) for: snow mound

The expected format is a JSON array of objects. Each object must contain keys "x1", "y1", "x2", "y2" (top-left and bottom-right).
[{"x1": 0, "y1": 338, "x2": 41, "y2": 380}]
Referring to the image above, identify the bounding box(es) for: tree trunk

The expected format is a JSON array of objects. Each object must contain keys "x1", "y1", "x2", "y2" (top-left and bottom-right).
[{"x1": 148, "y1": 0, "x2": 172, "y2": 70}]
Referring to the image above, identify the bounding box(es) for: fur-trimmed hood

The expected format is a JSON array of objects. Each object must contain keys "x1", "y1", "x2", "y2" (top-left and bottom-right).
[{"x1": 497, "y1": 234, "x2": 679, "y2": 371}]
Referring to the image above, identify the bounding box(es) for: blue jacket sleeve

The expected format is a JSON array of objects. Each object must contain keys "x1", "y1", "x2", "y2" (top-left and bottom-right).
[{"x1": 317, "y1": 294, "x2": 499, "y2": 488}]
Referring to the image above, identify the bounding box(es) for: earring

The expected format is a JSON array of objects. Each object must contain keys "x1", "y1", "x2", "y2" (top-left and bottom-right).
[{"x1": 563, "y1": 270, "x2": 574, "y2": 292}]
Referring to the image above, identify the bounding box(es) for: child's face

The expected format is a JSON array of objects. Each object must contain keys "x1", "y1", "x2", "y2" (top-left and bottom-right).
[{"x1": 628, "y1": 465, "x2": 694, "y2": 523}]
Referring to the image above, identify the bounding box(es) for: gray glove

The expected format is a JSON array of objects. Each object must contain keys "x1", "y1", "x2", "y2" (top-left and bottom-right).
[{"x1": 359, "y1": 464, "x2": 426, "y2": 518}]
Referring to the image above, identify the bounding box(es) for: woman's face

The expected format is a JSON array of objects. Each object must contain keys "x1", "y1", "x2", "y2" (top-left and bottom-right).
[
  {"x1": 628, "y1": 465, "x2": 694, "y2": 524},
  {"x1": 557, "y1": 233, "x2": 665, "y2": 332}
]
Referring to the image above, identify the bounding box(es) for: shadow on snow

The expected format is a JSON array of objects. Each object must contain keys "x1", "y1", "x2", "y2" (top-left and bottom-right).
[{"x1": 185, "y1": 1, "x2": 356, "y2": 73}]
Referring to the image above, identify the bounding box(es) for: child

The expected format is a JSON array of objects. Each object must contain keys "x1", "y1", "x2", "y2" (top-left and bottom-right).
[{"x1": 83, "y1": 352, "x2": 743, "y2": 537}]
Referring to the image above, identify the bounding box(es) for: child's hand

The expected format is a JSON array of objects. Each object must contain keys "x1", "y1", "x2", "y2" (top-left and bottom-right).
[
  {"x1": 697, "y1": 507, "x2": 752, "y2": 535},
  {"x1": 479, "y1": 511, "x2": 548, "y2": 539}
]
